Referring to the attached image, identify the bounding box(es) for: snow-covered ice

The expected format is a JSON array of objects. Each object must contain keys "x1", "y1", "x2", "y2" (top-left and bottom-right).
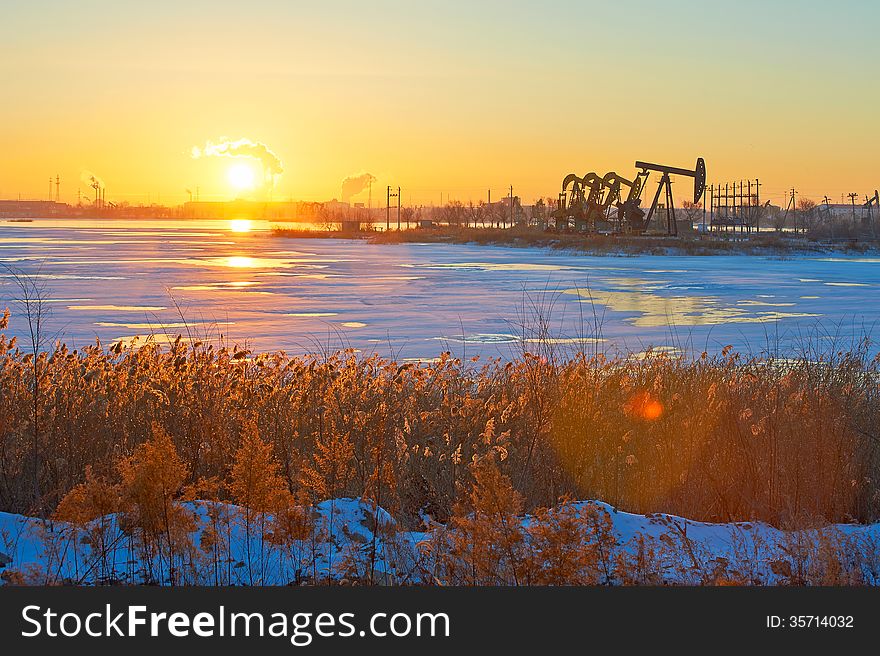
[{"x1": 1, "y1": 219, "x2": 878, "y2": 360}]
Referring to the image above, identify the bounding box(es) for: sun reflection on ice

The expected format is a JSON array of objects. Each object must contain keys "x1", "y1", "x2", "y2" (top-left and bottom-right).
[
  {"x1": 229, "y1": 219, "x2": 252, "y2": 233},
  {"x1": 226, "y1": 256, "x2": 257, "y2": 268}
]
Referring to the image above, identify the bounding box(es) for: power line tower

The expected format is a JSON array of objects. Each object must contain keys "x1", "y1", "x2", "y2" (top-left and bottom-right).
[{"x1": 55, "y1": 174, "x2": 60, "y2": 203}]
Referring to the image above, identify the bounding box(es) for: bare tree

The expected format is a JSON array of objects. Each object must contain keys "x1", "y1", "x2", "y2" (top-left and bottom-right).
[
  {"x1": 491, "y1": 201, "x2": 507, "y2": 228},
  {"x1": 466, "y1": 201, "x2": 486, "y2": 228},
  {"x1": 680, "y1": 200, "x2": 703, "y2": 226},
  {"x1": 317, "y1": 204, "x2": 335, "y2": 232},
  {"x1": 797, "y1": 198, "x2": 817, "y2": 212},
  {"x1": 530, "y1": 198, "x2": 546, "y2": 227},
  {"x1": 401, "y1": 206, "x2": 416, "y2": 229},
  {"x1": 767, "y1": 205, "x2": 786, "y2": 232},
  {"x1": 797, "y1": 198, "x2": 817, "y2": 233},
  {"x1": 442, "y1": 201, "x2": 465, "y2": 227}
]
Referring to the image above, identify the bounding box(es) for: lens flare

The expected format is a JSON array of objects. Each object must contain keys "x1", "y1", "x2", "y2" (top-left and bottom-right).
[{"x1": 626, "y1": 391, "x2": 664, "y2": 421}]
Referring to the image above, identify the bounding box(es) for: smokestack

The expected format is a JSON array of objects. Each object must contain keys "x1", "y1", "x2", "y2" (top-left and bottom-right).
[{"x1": 81, "y1": 171, "x2": 104, "y2": 208}]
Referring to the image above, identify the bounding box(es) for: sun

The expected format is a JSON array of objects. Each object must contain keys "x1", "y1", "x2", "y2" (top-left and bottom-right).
[{"x1": 227, "y1": 162, "x2": 256, "y2": 191}]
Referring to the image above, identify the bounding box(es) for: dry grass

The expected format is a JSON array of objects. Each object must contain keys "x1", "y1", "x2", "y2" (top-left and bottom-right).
[
  {"x1": 271, "y1": 224, "x2": 878, "y2": 256},
  {"x1": 0, "y1": 315, "x2": 879, "y2": 530}
]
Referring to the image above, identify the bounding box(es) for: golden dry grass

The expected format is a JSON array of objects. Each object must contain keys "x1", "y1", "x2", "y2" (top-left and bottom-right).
[{"x1": 0, "y1": 317, "x2": 878, "y2": 530}]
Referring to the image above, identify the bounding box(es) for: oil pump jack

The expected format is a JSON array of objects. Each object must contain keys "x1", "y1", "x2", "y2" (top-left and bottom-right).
[
  {"x1": 604, "y1": 171, "x2": 648, "y2": 232},
  {"x1": 556, "y1": 173, "x2": 588, "y2": 230},
  {"x1": 553, "y1": 157, "x2": 706, "y2": 235},
  {"x1": 635, "y1": 157, "x2": 706, "y2": 236},
  {"x1": 555, "y1": 170, "x2": 647, "y2": 231},
  {"x1": 556, "y1": 172, "x2": 604, "y2": 230}
]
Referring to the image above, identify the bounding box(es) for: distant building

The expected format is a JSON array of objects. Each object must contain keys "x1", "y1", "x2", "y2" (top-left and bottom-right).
[
  {"x1": 181, "y1": 199, "x2": 323, "y2": 221},
  {"x1": 0, "y1": 200, "x2": 67, "y2": 218},
  {"x1": 820, "y1": 203, "x2": 866, "y2": 220}
]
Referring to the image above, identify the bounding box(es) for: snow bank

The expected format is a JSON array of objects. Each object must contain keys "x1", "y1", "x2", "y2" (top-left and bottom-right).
[{"x1": 2, "y1": 499, "x2": 878, "y2": 585}]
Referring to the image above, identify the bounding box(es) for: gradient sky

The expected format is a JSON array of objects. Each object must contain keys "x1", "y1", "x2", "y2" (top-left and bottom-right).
[{"x1": 1, "y1": 0, "x2": 878, "y2": 207}]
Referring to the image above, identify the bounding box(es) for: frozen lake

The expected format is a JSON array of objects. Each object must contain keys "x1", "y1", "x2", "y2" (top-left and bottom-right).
[{"x1": 0, "y1": 218, "x2": 878, "y2": 360}]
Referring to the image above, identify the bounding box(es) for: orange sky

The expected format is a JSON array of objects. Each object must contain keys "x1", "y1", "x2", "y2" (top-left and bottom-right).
[{"x1": 1, "y1": 1, "x2": 878, "y2": 208}]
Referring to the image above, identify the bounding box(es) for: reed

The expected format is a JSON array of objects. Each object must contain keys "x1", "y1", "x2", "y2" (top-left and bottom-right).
[{"x1": 0, "y1": 318, "x2": 877, "y2": 529}]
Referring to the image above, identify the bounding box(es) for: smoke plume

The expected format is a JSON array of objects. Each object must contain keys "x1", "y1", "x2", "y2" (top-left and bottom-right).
[
  {"x1": 192, "y1": 138, "x2": 284, "y2": 177},
  {"x1": 341, "y1": 173, "x2": 376, "y2": 202},
  {"x1": 80, "y1": 170, "x2": 104, "y2": 189}
]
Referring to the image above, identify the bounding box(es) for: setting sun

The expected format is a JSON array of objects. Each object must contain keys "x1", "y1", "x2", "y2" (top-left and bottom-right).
[{"x1": 227, "y1": 162, "x2": 256, "y2": 191}]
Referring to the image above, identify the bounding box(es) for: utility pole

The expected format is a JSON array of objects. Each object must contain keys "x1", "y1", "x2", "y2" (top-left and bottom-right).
[
  {"x1": 754, "y1": 179, "x2": 761, "y2": 232},
  {"x1": 508, "y1": 185, "x2": 513, "y2": 228},
  {"x1": 724, "y1": 183, "x2": 729, "y2": 228},
  {"x1": 747, "y1": 179, "x2": 752, "y2": 234},
  {"x1": 387, "y1": 185, "x2": 399, "y2": 231},
  {"x1": 823, "y1": 195, "x2": 833, "y2": 240},
  {"x1": 702, "y1": 185, "x2": 708, "y2": 234},
  {"x1": 557, "y1": 192, "x2": 565, "y2": 230},
  {"x1": 55, "y1": 174, "x2": 60, "y2": 203},
  {"x1": 848, "y1": 192, "x2": 859, "y2": 226}
]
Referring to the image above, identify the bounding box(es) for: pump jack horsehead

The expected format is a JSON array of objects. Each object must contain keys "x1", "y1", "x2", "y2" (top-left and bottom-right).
[{"x1": 636, "y1": 157, "x2": 707, "y2": 236}]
